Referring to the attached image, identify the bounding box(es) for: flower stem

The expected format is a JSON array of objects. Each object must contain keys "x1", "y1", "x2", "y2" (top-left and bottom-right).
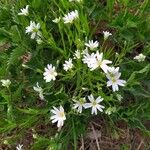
[{"x1": 7, "y1": 88, "x2": 14, "y2": 121}]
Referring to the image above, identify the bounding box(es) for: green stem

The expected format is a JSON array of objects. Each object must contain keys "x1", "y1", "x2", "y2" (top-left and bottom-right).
[
  {"x1": 58, "y1": 24, "x2": 66, "y2": 54},
  {"x1": 73, "y1": 60, "x2": 82, "y2": 97},
  {"x1": 72, "y1": 118, "x2": 77, "y2": 150},
  {"x1": 7, "y1": 88, "x2": 14, "y2": 121}
]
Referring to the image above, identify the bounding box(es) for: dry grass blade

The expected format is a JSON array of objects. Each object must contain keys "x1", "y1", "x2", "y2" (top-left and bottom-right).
[
  {"x1": 79, "y1": 135, "x2": 85, "y2": 150},
  {"x1": 137, "y1": 138, "x2": 144, "y2": 150},
  {"x1": 90, "y1": 123, "x2": 101, "y2": 150}
]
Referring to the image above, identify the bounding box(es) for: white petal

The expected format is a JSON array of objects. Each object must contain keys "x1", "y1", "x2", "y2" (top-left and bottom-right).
[
  {"x1": 60, "y1": 106, "x2": 64, "y2": 112},
  {"x1": 91, "y1": 107, "x2": 97, "y2": 115},
  {"x1": 107, "y1": 81, "x2": 112, "y2": 87},
  {"x1": 97, "y1": 105, "x2": 104, "y2": 112},
  {"x1": 51, "y1": 118, "x2": 58, "y2": 123},
  {"x1": 96, "y1": 97, "x2": 103, "y2": 103},
  {"x1": 96, "y1": 51, "x2": 103, "y2": 61},
  {"x1": 84, "y1": 103, "x2": 92, "y2": 108},
  {"x1": 88, "y1": 94, "x2": 94, "y2": 102},
  {"x1": 53, "y1": 106, "x2": 59, "y2": 112},
  {"x1": 112, "y1": 84, "x2": 118, "y2": 92},
  {"x1": 78, "y1": 105, "x2": 83, "y2": 113},
  {"x1": 94, "y1": 107, "x2": 98, "y2": 115},
  {"x1": 101, "y1": 64, "x2": 109, "y2": 73},
  {"x1": 117, "y1": 80, "x2": 126, "y2": 86},
  {"x1": 103, "y1": 60, "x2": 112, "y2": 64},
  {"x1": 57, "y1": 120, "x2": 61, "y2": 128},
  {"x1": 31, "y1": 32, "x2": 36, "y2": 39}
]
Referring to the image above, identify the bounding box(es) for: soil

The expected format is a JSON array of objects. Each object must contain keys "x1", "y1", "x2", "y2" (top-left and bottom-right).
[{"x1": 78, "y1": 117, "x2": 150, "y2": 150}]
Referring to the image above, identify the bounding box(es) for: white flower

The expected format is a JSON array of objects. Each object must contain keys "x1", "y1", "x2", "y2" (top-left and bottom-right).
[
  {"x1": 16, "y1": 144, "x2": 23, "y2": 150},
  {"x1": 106, "y1": 66, "x2": 119, "y2": 75},
  {"x1": 82, "y1": 51, "x2": 112, "y2": 72},
  {"x1": 52, "y1": 17, "x2": 61, "y2": 23},
  {"x1": 116, "y1": 94, "x2": 123, "y2": 101},
  {"x1": 134, "y1": 53, "x2": 146, "y2": 62},
  {"x1": 1, "y1": 79, "x2": 11, "y2": 88},
  {"x1": 50, "y1": 106, "x2": 66, "y2": 128},
  {"x1": 85, "y1": 40, "x2": 99, "y2": 50},
  {"x1": 105, "y1": 109, "x2": 111, "y2": 115},
  {"x1": 73, "y1": 50, "x2": 81, "y2": 59},
  {"x1": 36, "y1": 38, "x2": 43, "y2": 44},
  {"x1": 63, "y1": 10, "x2": 79, "y2": 24},
  {"x1": 103, "y1": 31, "x2": 112, "y2": 40},
  {"x1": 82, "y1": 52, "x2": 96, "y2": 68},
  {"x1": 82, "y1": 47, "x2": 88, "y2": 55},
  {"x1": 33, "y1": 82, "x2": 44, "y2": 100},
  {"x1": 25, "y1": 21, "x2": 41, "y2": 39},
  {"x1": 105, "y1": 107, "x2": 116, "y2": 115},
  {"x1": 92, "y1": 51, "x2": 112, "y2": 72},
  {"x1": 84, "y1": 94, "x2": 105, "y2": 115},
  {"x1": 73, "y1": 98, "x2": 87, "y2": 113},
  {"x1": 63, "y1": 58, "x2": 74, "y2": 71},
  {"x1": 43, "y1": 64, "x2": 58, "y2": 82},
  {"x1": 18, "y1": 5, "x2": 29, "y2": 16},
  {"x1": 106, "y1": 67, "x2": 126, "y2": 92}
]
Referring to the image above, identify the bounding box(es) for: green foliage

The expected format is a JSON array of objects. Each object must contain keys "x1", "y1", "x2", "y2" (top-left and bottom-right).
[{"x1": 0, "y1": 0, "x2": 150, "y2": 149}]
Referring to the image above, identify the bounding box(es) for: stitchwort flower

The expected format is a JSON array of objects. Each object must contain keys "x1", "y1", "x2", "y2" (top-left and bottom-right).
[
  {"x1": 16, "y1": 144, "x2": 23, "y2": 150},
  {"x1": 73, "y1": 97, "x2": 87, "y2": 113},
  {"x1": 134, "y1": 53, "x2": 146, "y2": 62},
  {"x1": 43, "y1": 64, "x2": 58, "y2": 82},
  {"x1": 84, "y1": 94, "x2": 105, "y2": 115},
  {"x1": 85, "y1": 40, "x2": 99, "y2": 50},
  {"x1": 82, "y1": 47, "x2": 88, "y2": 55},
  {"x1": 103, "y1": 31, "x2": 112, "y2": 40},
  {"x1": 82, "y1": 52, "x2": 96, "y2": 68},
  {"x1": 18, "y1": 5, "x2": 29, "y2": 16},
  {"x1": 105, "y1": 107, "x2": 116, "y2": 115},
  {"x1": 52, "y1": 17, "x2": 61, "y2": 23},
  {"x1": 63, "y1": 58, "x2": 74, "y2": 71},
  {"x1": 73, "y1": 50, "x2": 81, "y2": 59},
  {"x1": 106, "y1": 67, "x2": 126, "y2": 92},
  {"x1": 33, "y1": 82, "x2": 44, "y2": 100},
  {"x1": 50, "y1": 106, "x2": 66, "y2": 128},
  {"x1": 63, "y1": 10, "x2": 79, "y2": 24},
  {"x1": 25, "y1": 21, "x2": 41, "y2": 39},
  {"x1": 1, "y1": 79, "x2": 11, "y2": 88},
  {"x1": 36, "y1": 38, "x2": 43, "y2": 44},
  {"x1": 90, "y1": 51, "x2": 112, "y2": 72},
  {"x1": 82, "y1": 51, "x2": 112, "y2": 72}
]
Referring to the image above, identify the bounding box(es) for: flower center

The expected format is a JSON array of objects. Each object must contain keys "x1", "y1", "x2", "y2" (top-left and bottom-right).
[
  {"x1": 109, "y1": 73, "x2": 114, "y2": 78},
  {"x1": 98, "y1": 61, "x2": 102, "y2": 67},
  {"x1": 80, "y1": 98, "x2": 85, "y2": 104},
  {"x1": 59, "y1": 112, "x2": 65, "y2": 118},
  {"x1": 33, "y1": 28, "x2": 38, "y2": 33},
  {"x1": 49, "y1": 70, "x2": 55, "y2": 76},
  {"x1": 112, "y1": 78, "x2": 116, "y2": 83},
  {"x1": 92, "y1": 101, "x2": 97, "y2": 106}
]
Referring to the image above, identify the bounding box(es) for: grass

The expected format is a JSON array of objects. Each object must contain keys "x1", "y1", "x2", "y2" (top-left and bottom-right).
[{"x1": 0, "y1": 0, "x2": 150, "y2": 149}]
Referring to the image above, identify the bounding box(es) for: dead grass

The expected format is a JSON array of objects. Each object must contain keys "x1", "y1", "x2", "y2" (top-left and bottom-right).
[{"x1": 79, "y1": 117, "x2": 150, "y2": 150}]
